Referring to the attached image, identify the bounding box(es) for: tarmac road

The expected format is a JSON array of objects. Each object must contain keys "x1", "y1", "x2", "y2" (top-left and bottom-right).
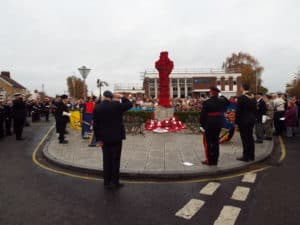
[{"x1": 0, "y1": 120, "x2": 297, "y2": 225}]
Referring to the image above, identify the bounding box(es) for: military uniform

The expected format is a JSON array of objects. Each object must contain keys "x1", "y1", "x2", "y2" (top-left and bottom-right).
[
  {"x1": 236, "y1": 91, "x2": 257, "y2": 161},
  {"x1": 41, "y1": 100, "x2": 50, "y2": 122},
  {"x1": 3, "y1": 102, "x2": 12, "y2": 136},
  {"x1": 12, "y1": 94, "x2": 26, "y2": 140},
  {"x1": 200, "y1": 87, "x2": 229, "y2": 165},
  {"x1": 55, "y1": 95, "x2": 69, "y2": 144}
]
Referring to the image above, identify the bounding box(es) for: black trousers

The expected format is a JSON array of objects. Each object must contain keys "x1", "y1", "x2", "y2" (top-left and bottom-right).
[
  {"x1": 57, "y1": 119, "x2": 66, "y2": 142},
  {"x1": 239, "y1": 123, "x2": 255, "y2": 160},
  {"x1": 14, "y1": 118, "x2": 25, "y2": 139},
  {"x1": 5, "y1": 118, "x2": 12, "y2": 135},
  {"x1": 45, "y1": 112, "x2": 49, "y2": 121},
  {"x1": 102, "y1": 142, "x2": 122, "y2": 185},
  {"x1": 203, "y1": 128, "x2": 221, "y2": 165},
  {"x1": 274, "y1": 111, "x2": 285, "y2": 135}
]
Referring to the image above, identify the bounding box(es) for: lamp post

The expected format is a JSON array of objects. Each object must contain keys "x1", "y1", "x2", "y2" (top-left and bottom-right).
[
  {"x1": 78, "y1": 66, "x2": 91, "y2": 99},
  {"x1": 97, "y1": 78, "x2": 108, "y2": 100}
]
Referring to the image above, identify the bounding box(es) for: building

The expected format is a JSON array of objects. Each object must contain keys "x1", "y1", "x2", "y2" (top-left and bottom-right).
[
  {"x1": 143, "y1": 68, "x2": 242, "y2": 98},
  {"x1": 0, "y1": 71, "x2": 28, "y2": 99},
  {"x1": 114, "y1": 83, "x2": 145, "y2": 98}
]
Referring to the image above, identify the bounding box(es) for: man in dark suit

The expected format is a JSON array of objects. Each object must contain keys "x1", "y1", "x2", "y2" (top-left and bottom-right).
[
  {"x1": 55, "y1": 95, "x2": 70, "y2": 144},
  {"x1": 255, "y1": 92, "x2": 267, "y2": 143},
  {"x1": 12, "y1": 93, "x2": 26, "y2": 140},
  {"x1": 200, "y1": 86, "x2": 229, "y2": 166},
  {"x1": 93, "y1": 90, "x2": 132, "y2": 189},
  {"x1": 235, "y1": 83, "x2": 257, "y2": 162}
]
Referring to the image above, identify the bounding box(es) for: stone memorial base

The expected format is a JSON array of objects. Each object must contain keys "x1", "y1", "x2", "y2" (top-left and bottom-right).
[{"x1": 154, "y1": 106, "x2": 174, "y2": 121}]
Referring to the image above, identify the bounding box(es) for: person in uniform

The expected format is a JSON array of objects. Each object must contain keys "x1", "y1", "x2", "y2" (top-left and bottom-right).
[
  {"x1": 3, "y1": 100, "x2": 13, "y2": 136},
  {"x1": 93, "y1": 90, "x2": 132, "y2": 189},
  {"x1": 55, "y1": 94, "x2": 69, "y2": 144},
  {"x1": 235, "y1": 83, "x2": 257, "y2": 162},
  {"x1": 52, "y1": 95, "x2": 61, "y2": 133},
  {"x1": 200, "y1": 86, "x2": 229, "y2": 166},
  {"x1": 41, "y1": 98, "x2": 50, "y2": 122},
  {"x1": 255, "y1": 92, "x2": 267, "y2": 143},
  {"x1": 12, "y1": 93, "x2": 26, "y2": 140}
]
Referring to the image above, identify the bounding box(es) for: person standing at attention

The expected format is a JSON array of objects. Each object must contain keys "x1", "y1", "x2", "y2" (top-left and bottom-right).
[
  {"x1": 235, "y1": 83, "x2": 257, "y2": 162},
  {"x1": 93, "y1": 90, "x2": 132, "y2": 189},
  {"x1": 200, "y1": 86, "x2": 229, "y2": 166}
]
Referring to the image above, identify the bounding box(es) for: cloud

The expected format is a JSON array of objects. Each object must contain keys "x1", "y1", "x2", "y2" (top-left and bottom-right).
[{"x1": 1, "y1": 0, "x2": 300, "y2": 95}]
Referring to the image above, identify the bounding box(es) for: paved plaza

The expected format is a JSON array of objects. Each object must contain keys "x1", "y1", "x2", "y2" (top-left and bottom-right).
[{"x1": 43, "y1": 126, "x2": 273, "y2": 178}]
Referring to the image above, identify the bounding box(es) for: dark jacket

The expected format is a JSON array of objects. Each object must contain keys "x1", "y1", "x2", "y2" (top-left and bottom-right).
[
  {"x1": 284, "y1": 105, "x2": 297, "y2": 127},
  {"x1": 93, "y1": 97, "x2": 132, "y2": 144},
  {"x1": 256, "y1": 98, "x2": 267, "y2": 123},
  {"x1": 55, "y1": 101, "x2": 69, "y2": 123},
  {"x1": 236, "y1": 92, "x2": 257, "y2": 126},
  {"x1": 200, "y1": 95, "x2": 229, "y2": 129},
  {"x1": 12, "y1": 99, "x2": 26, "y2": 120}
]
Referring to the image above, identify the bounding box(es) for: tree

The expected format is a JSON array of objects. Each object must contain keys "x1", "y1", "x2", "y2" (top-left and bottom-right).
[
  {"x1": 287, "y1": 67, "x2": 300, "y2": 98},
  {"x1": 66, "y1": 76, "x2": 87, "y2": 99},
  {"x1": 287, "y1": 81, "x2": 300, "y2": 98},
  {"x1": 222, "y1": 52, "x2": 267, "y2": 93}
]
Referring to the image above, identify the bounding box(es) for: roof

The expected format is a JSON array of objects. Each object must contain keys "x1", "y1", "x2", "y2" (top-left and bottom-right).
[{"x1": 0, "y1": 75, "x2": 26, "y2": 89}]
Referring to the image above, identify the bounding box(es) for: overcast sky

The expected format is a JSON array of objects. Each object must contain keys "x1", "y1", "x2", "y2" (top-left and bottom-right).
[{"x1": 1, "y1": 0, "x2": 299, "y2": 96}]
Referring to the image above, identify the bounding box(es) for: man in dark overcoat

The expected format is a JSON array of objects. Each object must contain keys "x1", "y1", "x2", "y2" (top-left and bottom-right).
[
  {"x1": 200, "y1": 86, "x2": 229, "y2": 166},
  {"x1": 235, "y1": 83, "x2": 257, "y2": 162},
  {"x1": 255, "y1": 92, "x2": 267, "y2": 143},
  {"x1": 93, "y1": 90, "x2": 132, "y2": 189},
  {"x1": 12, "y1": 93, "x2": 26, "y2": 140},
  {"x1": 55, "y1": 94, "x2": 69, "y2": 144}
]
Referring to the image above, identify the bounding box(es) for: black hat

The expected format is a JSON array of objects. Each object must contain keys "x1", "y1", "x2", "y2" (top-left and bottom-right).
[
  {"x1": 61, "y1": 94, "x2": 68, "y2": 99},
  {"x1": 103, "y1": 90, "x2": 113, "y2": 99},
  {"x1": 209, "y1": 86, "x2": 220, "y2": 93}
]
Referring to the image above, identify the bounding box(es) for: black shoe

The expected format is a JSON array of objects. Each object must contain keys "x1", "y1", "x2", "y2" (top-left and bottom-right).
[
  {"x1": 236, "y1": 157, "x2": 249, "y2": 162},
  {"x1": 265, "y1": 137, "x2": 272, "y2": 140},
  {"x1": 112, "y1": 183, "x2": 125, "y2": 189},
  {"x1": 16, "y1": 137, "x2": 25, "y2": 141},
  {"x1": 59, "y1": 140, "x2": 68, "y2": 144},
  {"x1": 104, "y1": 183, "x2": 113, "y2": 190}
]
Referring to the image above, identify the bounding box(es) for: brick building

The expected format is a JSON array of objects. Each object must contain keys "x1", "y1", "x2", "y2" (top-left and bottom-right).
[
  {"x1": 0, "y1": 71, "x2": 28, "y2": 99},
  {"x1": 143, "y1": 68, "x2": 242, "y2": 98}
]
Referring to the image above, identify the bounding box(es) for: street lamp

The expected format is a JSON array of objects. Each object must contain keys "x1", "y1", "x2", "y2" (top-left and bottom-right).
[
  {"x1": 78, "y1": 66, "x2": 91, "y2": 99},
  {"x1": 97, "y1": 78, "x2": 108, "y2": 100}
]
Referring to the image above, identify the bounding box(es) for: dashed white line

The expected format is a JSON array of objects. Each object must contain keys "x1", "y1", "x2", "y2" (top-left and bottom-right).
[
  {"x1": 242, "y1": 173, "x2": 257, "y2": 183},
  {"x1": 213, "y1": 205, "x2": 241, "y2": 225},
  {"x1": 231, "y1": 186, "x2": 250, "y2": 201},
  {"x1": 175, "y1": 199, "x2": 205, "y2": 220},
  {"x1": 200, "y1": 182, "x2": 221, "y2": 195}
]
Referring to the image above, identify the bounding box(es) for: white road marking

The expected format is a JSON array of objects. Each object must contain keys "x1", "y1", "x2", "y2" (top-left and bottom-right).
[
  {"x1": 200, "y1": 182, "x2": 221, "y2": 195},
  {"x1": 242, "y1": 173, "x2": 257, "y2": 183},
  {"x1": 231, "y1": 186, "x2": 250, "y2": 201},
  {"x1": 175, "y1": 199, "x2": 205, "y2": 219},
  {"x1": 213, "y1": 205, "x2": 241, "y2": 225}
]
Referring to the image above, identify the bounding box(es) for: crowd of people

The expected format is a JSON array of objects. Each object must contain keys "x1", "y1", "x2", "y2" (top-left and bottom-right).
[{"x1": 1, "y1": 91, "x2": 300, "y2": 142}]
